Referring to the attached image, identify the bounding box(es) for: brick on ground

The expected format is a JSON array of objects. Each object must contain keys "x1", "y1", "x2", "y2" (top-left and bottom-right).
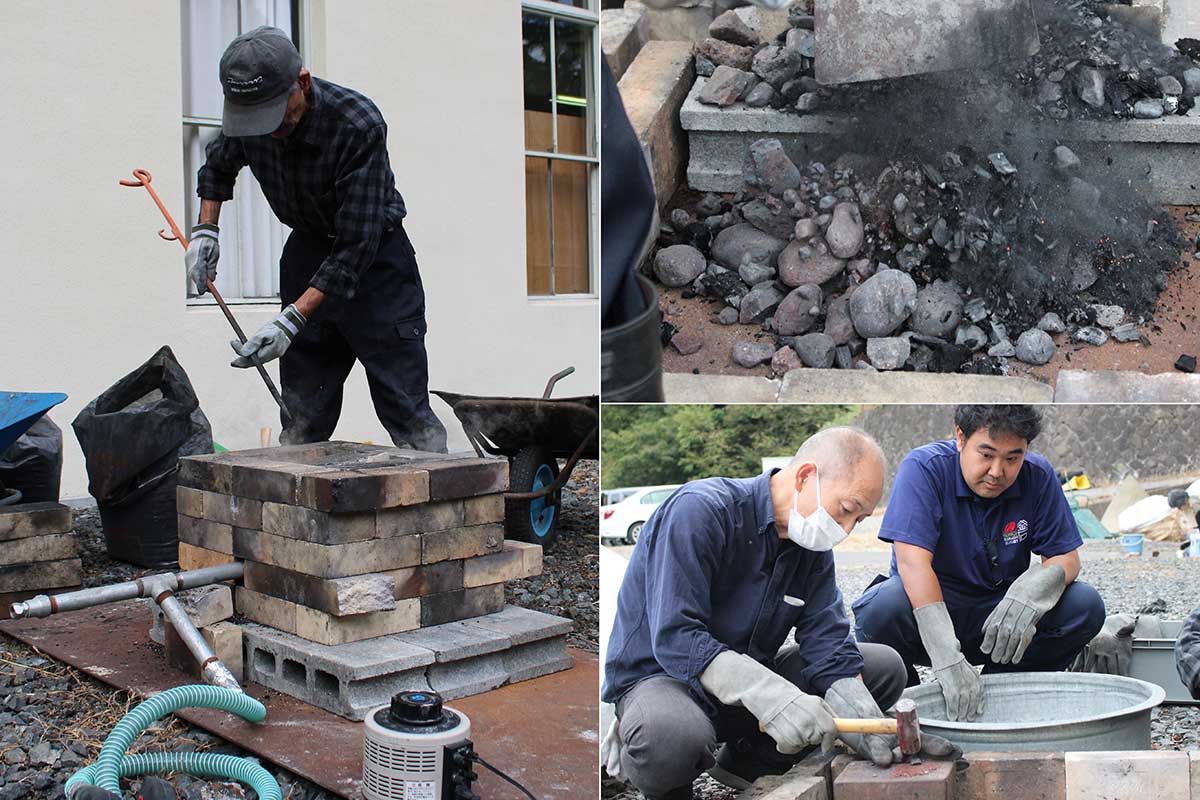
[
  {"x1": 387, "y1": 560, "x2": 464, "y2": 599},
  {"x1": 176, "y1": 515, "x2": 233, "y2": 554},
  {"x1": 150, "y1": 585, "x2": 234, "y2": 644},
  {"x1": 462, "y1": 493, "x2": 504, "y2": 526},
  {"x1": 164, "y1": 618, "x2": 244, "y2": 683},
  {"x1": 0, "y1": 533, "x2": 77, "y2": 565},
  {"x1": 235, "y1": 586, "x2": 419, "y2": 645},
  {"x1": 0, "y1": 502, "x2": 71, "y2": 541},
  {"x1": 261, "y1": 501, "x2": 376, "y2": 545},
  {"x1": 1064, "y1": 751, "x2": 1189, "y2": 800},
  {"x1": 233, "y1": 528, "x2": 420, "y2": 578},
  {"x1": 0, "y1": 559, "x2": 82, "y2": 593},
  {"x1": 242, "y1": 561, "x2": 396, "y2": 617},
  {"x1": 954, "y1": 752, "x2": 1064, "y2": 800},
  {"x1": 201, "y1": 491, "x2": 263, "y2": 529},
  {"x1": 420, "y1": 524, "x2": 504, "y2": 565},
  {"x1": 835, "y1": 759, "x2": 955, "y2": 800},
  {"x1": 420, "y1": 584, "x2": 505, "y2": 627},
  {"x1": 178, "y1": 542, "x2": 236, "y2": 571},
  {"x1": 462, "y1": 541, "x2": 542, "y2": 588},
  {"x1": 376, "y1": 499, "x2": 464, "y2": 537}
]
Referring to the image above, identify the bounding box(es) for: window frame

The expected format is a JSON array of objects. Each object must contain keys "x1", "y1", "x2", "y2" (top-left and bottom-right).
[{"x1": 522, "y1": 0, "x2": 601, "y2": 301}]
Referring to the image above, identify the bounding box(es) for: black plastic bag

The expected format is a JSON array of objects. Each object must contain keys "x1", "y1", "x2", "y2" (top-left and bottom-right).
[
  {"x1": 0, "y1": 415, "x2": 63, "y2": 503},
  {"x1": 72, "y1": 346, "x2": 213, "y2": 566}
]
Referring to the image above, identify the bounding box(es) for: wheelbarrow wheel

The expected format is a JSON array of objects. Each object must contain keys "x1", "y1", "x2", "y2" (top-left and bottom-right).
[{"x1": 506, "y1": 445, "x2": 562, "y2": 546}]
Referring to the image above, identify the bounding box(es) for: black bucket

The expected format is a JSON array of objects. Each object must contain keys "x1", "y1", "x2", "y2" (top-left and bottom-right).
[{"x1": 601, "y1": 274, "x2": 664, "y2": 402}]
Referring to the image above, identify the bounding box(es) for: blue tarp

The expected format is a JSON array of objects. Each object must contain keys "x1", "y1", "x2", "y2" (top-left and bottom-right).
[{"x1": 0, "y1": 392, "x2": 67, "y2": 455}]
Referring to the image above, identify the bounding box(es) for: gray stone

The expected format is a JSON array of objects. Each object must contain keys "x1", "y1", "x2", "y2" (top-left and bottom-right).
[
  {"x1": 771, "y1": 346, "x2": 803, "y2": 376},
  {"x1": 744, "y1": 81, "x2": 775, "y2": 107},
  {"x1": 697, "y1": 192, "x2": 723, "y2": 217},
  {"x1": 709, "y1": 9, "x2": 759, "y2": 46},
  {"x1": 1071, "y1": 250, "x2": 1099, "y2": 292},
  {"x1": 695, "y1": 38, "x2": 755, "y2": 72},
  {"x1": 1068, "y1": 177, "x2": 1102, "y2": 210},
  {"x1": 743, "y1": 138, "x2": 801, "y2": 196},
  {"x1": 792, "y1": 333, "x2": 836, "y2": 368},
  {"x1": 988, "y1": 339, "x2": 1017, "y2": 358},
  {"x1": 27, "y1": 743, "x2": 56, "y2": 767},
  {"x1": 1073, "y1": 326, "x2": 1109, "y2": 346},
  {"x1": 698, "y1": 64, "x2": 755, "y2": 106},
  {"x1": 1037, "y1": 79, "x2": 1064, "y2": 104},
  {"x1": 1134, "y1": 98, "x2": 1164, "y2": 119},
  {"x1": 866, "y1": 337, "x2": 911, "y2": 370},
  {"x1": 956, "y1": 324, "x2": 988, "y2": 351},
  {"x1": 777, "y1": 240, "x2": 845, "y2": 287},
  {"x1": 712, "y1": 223, "x2": 786, "y2": 270},
  {"x1": 752, "y1": 44, "x2": 803, "y2": 89},
  {"x1": 988, "y1": 152, "x2": 1018, "y2": 176},
  {"x1": 669, "y1": 208, "x2": 692, "y2": 231},
  {"x1": 694, "y1": 55, "x2": 715, "y2": 77},
  {"x1": 896, "y1": 243, "x2": 929, "y2": 271},
  {"x1": 741, "y1": 198, "x2": 796, "y2": 239},
  {"x1": 739, "y1": 281, "x2": 786, "y2": 324},
  {"x1": 738, "y1": 260, "x2": 774, "y2": 287},
  {"x1": 1111, "y1": 322, "x2": 1142, "y2": 342},
  {"x1": 823, "y1": 294, "x2": 855, "y2": 345},
  {"x1": 1015, "y1": 328, "x2": 1055, "y2": 364},
  {"x1": 963, "y1": 297, "x2": 989, "y2": 323},
  {"x1": 825, "y1": 202, "x2": 864, "y2": 258},
  {"x1": 654, "y1": 244, "x2": 706, "y2": 287},
  {"x1": 835, "y1": 344, "x2": 854, "y2": 369},
  {"x1": 793, "y1": 218, "x2": 818, "y2": 240},
  {"x1": 910, "y1": 280, "x2": 963, "y2": 338},
  {"x1": 1053, "y1": 145, "x2": 1081, "y2": 174},
  {"x1": 773, "y1": 284, "x2": 823, "y2": 336},
  {"x1": 1159, "y1": 75, "x2": 1184, "y2": 97},
  {"x1": 795, "y1": 92, "x2": 820, "y2": 112},
  {"x1": 1184, "y1": 68, "x2": 1200, "y2": 98},
  {"x1": 1076, "y1": 66, "x2": 1106, "y2": 108},
  {"x1": 718, "y1": 306, "x2": 740, "y2": 325},
  {"x1": 1091, "y1": 303, "x2": 1125, "y2": 329},
  {"x1": 1038, "y1": 312, "x2": 1066, "y2": 333},
  {"x1": 733, "y1": 340, "x2": 777, "y2": 367},
  {"x1": 849, "y1": 269, "x2": 917, "y2": 338}
]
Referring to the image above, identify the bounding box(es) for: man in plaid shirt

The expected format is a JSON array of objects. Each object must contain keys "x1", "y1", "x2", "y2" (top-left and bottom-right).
[{"x1": 187, "y1": 25, "x2": 446, "y2": 452}]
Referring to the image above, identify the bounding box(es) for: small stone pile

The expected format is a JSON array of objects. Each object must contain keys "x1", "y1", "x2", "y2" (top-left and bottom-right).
[{"x1": 655, "y1": 137, "x2": 1180, "y2": 374}]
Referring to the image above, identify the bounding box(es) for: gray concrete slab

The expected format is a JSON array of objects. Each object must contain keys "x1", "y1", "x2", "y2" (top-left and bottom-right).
[
  {"x1": 663, "y1": 371, "x2": 782, "y2": 402},
  {"x1": 1054, "y1": 369, "x2": 1200, "y2": 402},
  {"x1": 779, "y1": 368, "x2": 1054, "y2": 402}
]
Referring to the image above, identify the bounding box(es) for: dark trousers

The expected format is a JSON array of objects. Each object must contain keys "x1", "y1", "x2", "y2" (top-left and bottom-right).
[
  {"x1": 852, "y1": 574, "x2": 1106, "y2": 686},
  {"x1": 278, "y1": 226, "x2": 447, "y2": 453},
  {"x1": 614, "y1": 643, "x2": 907, "y2": 799}
]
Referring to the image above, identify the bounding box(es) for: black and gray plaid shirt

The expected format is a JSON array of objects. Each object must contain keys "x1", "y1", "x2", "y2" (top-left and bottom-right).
[
  {"x1": 1176, "y1": 606, "x2": 1200, "y2": 699},
  {"x1": 197, "y1": 77, "x2": 406, "y2": 299}
]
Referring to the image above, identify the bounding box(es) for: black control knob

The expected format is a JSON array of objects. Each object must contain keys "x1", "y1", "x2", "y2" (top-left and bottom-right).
[{"x1": 389, "y1": 691, "x2": 445, "y2": 725}]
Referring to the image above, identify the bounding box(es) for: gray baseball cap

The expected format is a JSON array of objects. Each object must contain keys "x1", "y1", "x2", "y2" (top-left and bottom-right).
[{"x1": 219, "y1": 26, "x2": 303, "y2": 137}]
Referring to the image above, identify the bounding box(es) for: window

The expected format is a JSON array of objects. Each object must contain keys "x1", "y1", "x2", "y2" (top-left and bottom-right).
[
  {"x1": 181, "y1": 1, "x2": 300, "y2": 303},
  {"x1": 522, "y1": 1, "x2": 600, "y2": 297},
  {"x1": 642, "y1": 489, "x2": 675, "y2": 505}
]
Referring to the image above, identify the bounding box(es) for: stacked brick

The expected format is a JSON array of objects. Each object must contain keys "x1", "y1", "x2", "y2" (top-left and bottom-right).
[
  {"x1": 0, "y1": 502, "x2": 80, "y2": 616},
  {"x1": 175, "y1": 442, "x2": 543, "y2": 646}
]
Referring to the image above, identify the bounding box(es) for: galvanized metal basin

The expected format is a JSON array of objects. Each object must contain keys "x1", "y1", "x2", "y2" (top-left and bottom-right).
[{"x1": 901, "y1": 673, "x2": 1165, "y2": 752}]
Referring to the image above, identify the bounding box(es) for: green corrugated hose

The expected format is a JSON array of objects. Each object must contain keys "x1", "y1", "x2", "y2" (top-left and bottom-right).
[{"x1": 63, "y1": 685, "x2": 280, "y2": 800}]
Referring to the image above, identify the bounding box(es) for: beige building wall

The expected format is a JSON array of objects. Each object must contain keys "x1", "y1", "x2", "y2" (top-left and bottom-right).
[{"x1": 1, "y1": 1, "x2": 598, "y2": 499}]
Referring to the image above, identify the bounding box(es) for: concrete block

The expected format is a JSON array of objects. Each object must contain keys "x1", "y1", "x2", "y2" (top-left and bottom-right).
[
  {"x1": 0, "y1": 558, "x2": 82, "y2": 593},
  {"x1": 663, "y1": 371, "x2": 782, "y2": 402},
  {"x1": 376, "y1": 499, "x2": 463, "y2": 538},
  {"x1": 955, "y1": 752, "x2": 1064, "y2": 800},
  {"x1": 177, "y1": 542, "x2": 236, "y2": 572},
  {"x1": 176, "y1": 486, "x2": 205, "y2": 519},
  {"x1": 426, "y1": 650, "x2": 509, "y2": 699},
  {"x1": 387, "y1": 560, "x2": 464, "y2": 599},
  {"x1": 835, "y1": 759, "x2": 954, "y2": 800},
  {"x1": 176, "y1": 515, "x2": 233, "y2": 554},
  {"x1": 0, "y1": 502, "x2": 72, "y2": 541},
  {"x1": 1189, "y1": 751, "x2": 1200, "y2": 799},
  {"x1": 496, "y1": 635, "x2": 573, "y2": 684},
  {"x1": 463, "y1": 541, "x2": 542, "y2": 588},
  {"x1": 424, "y1": 459, "x2": 508, "y2": 501},
  {"x1": 242, "y1": 561, "x2": 396, "y2": 616},
  {"x1": 626, "y1": 0, "x2": 716, "y2": 42},
  {"x1": 462, "y1": 494, "x2": 504, "y2": 527},
  {"x1": 419, "y1": 584, "x2": 506, "y2": 627},
  {"x1": 233, "y1": 528, "x2": 420, "y2": 578},
  {"x1": 1064, "y1": 751, "x2": 1189, "y2": 800},
  {"x1": 619, "y1": 41, "x2": 698, "y2": 208},
  {"x1": 420, "y1": 524, "x2": 504, "y2": 565},
  {"x1": 602, "y1": 6, "x2": 649, "y2": 81},
  {"x1": 201, "y1": 492, "x2": 263, "y2": 529},
  {"x1": 1054, "y1": 370, "x2": 1200, "y2": 402},
  {"x1": 777, "y1": 369, "x2": 1053, "y2": 403},
  {"x1": 0, "y1": 533, "x2": 77, "y2": 566},
  {"x1": 261, "y1": 501, "x2": 376, "y2": 545},
  {"x1": 235, "y1": 587, "x2": 419, "y2": 645},
  {"x1": 397, "y1": 617, "x2": 513, "y2": 662},
  {"x1": 460, "y1": 604, "x2": 574, "y2": 646}
]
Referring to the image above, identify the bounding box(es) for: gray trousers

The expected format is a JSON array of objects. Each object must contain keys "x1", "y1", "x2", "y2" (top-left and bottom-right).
[{"x1": 614, "y1": 643, "x2": 906, "y2": 799}]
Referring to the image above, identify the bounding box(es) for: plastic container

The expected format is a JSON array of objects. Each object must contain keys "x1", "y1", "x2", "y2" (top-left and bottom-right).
[
  {"x1": 1121, "y1": 533, "x2": 1145, "y2": 555},
  {"x1": 1130, "y1": 620, "x2": 1199, "y2": 705}
]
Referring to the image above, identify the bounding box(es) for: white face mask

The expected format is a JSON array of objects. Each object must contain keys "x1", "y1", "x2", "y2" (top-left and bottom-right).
[{"x1": 786, "y1": 469, "x2": 848, "y2": 552}]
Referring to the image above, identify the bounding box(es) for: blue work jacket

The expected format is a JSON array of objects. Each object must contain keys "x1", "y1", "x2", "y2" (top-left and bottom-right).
[{"x1": 602, "y1": 471, "x2": 864, "y2": 715}]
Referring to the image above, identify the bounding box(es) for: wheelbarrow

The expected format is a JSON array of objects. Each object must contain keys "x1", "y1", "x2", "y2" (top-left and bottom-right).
[
  {"x1": 0, "y1": 391, "x2": 67, "y2": 506},
  {"x1": 432, "y1": 368, "x2": 598, "y2": 547}
]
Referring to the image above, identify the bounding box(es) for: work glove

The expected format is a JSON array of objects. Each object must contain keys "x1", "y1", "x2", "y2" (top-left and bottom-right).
[
  {"x1": 914, "y1": 601, "x2": 985, "y2": 722},
  {"x1": 68, "y1": 787, "x2": 120, "y2": 800},
  {"x1": 980, "y1": 562, "x2": 1067, "y2": 665},
  {"x1": 136, "y1": 777, "x2": 176, "y2": 800},
  {"x1": 824, "y1": 677, "x2": 963, "y2": 767},
  {"x1": 185, "y1": 223, "x2": 220, "y2": 296},
  {"x1": 600, "y1": 716, "x2": 623, "y2": 779},
  {"x1": 1071, "y1": 613, "x2": 1139, "y2": 675},
  {"x1": 700, "y1": 650, "x2": 838, "y2": 755},
  {"x1": 230, "y1": 304, "x2": 306, "y2": 368}
]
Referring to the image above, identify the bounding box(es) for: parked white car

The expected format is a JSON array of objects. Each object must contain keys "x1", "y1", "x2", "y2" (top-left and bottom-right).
[{"x1": 600, "y1": 485, "x2": 681, "y2": 545}]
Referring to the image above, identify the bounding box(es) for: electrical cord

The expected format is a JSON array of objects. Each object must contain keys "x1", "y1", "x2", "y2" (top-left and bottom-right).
[{"x1": 472, "y1": 754, "x2": 539, "y2": 800}]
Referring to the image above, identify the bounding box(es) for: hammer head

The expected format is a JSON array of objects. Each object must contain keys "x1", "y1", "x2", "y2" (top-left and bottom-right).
[{"x1": 895, "y1": 698, "x2": 921, "y2": 756}]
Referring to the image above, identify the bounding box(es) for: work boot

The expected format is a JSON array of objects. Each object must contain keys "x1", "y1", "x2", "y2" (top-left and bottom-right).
[{"x1": 707, "y1": 736, "x2": 816, "y2": 790}]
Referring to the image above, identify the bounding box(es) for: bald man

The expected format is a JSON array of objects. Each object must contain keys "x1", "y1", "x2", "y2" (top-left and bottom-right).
[{"x1": 600, "y1": 428, "x2": 959, "y2": 800}]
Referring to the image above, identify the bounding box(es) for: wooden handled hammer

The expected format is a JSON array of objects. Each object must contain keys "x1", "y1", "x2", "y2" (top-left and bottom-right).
[{"x1": 832, "y1": 698, "x2": 922, "y2": 757}]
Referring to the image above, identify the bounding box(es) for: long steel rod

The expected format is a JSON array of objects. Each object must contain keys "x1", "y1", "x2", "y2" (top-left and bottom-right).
[{"x1": 156, "y1": 591, "x2": 241, "y2": 691}]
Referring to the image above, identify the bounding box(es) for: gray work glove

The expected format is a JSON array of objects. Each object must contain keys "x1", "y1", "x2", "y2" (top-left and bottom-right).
[
  {"x1": 700, "y1": 650, "x2": 838, "y2": 755},
  {"x1": 600, "y1": 716, "x2": 623, "y2": 778},
  {"x1": 185, "y1": 223, "x2": 220, "y2": 296},
  {"x1": 980, "y1": 562, "x2": 1067, "y2": 665},
  {"x1": 230, "y1": 304, "x2": 306, "y2": 368},
  {"x1": 824, "y1": 677, "x2": 964, "y2": 767},
  {"x1": 1072, "y1": 614, "x2": 1138, "y2": 675},
  {"x1": 915, "y1": 601, "x2": 985, "y2": 722}
]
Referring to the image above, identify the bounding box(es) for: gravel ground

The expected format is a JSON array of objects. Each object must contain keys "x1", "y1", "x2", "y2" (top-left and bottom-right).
[
  {"x1": 0, "y1": 457, "x2": 599, "y2": 799},
  {"x1": 603, "y1": 539, "x2": 1200, "y2": 799}
]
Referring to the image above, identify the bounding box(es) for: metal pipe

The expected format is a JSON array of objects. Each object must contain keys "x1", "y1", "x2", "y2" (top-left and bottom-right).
[
  {"x1": 505, "y1": 423, "x2": 598, "y2": 501},
  {"x1": 156, "y1": 590, "x2": 241, "y2": 692},
  {"x1": 10, "y1": 562, "x2": 244, "y2": 620}
]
